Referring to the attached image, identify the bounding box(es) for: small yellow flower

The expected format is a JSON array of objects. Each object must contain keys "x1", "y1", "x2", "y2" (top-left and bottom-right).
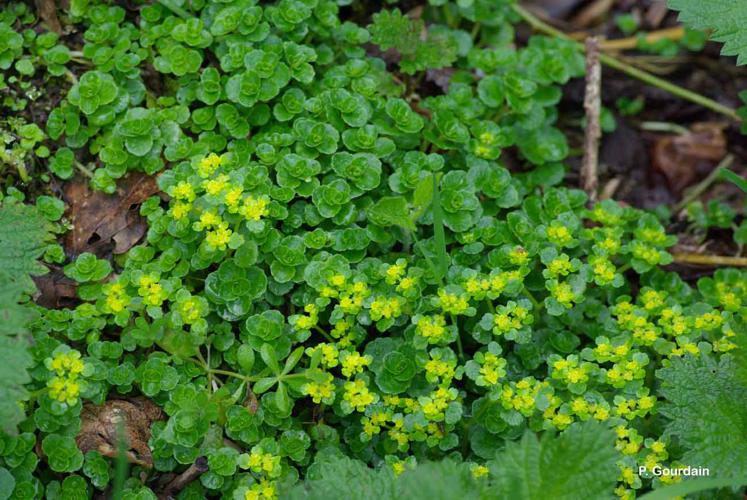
[
  {"x1": 169, "y1": 201, "x2": 191, "y2": 220},
  {"x1": 370, "y1": 296, "x2": 403, "y2": 320},
  {"x1": 471, "y1": 464, "x2": 489, "y2": 479},
  {"x1": 48, "y1": 377, "x2": 80, "y2": 404},
  {"x1": 224, "y1": 186, "x2": 244, "y2": 212},
  {"x1": 194, "y1": 210, "x2": 222, "y2": 231},
  {"x1": 170, "y1": 181, "x2": 196, "y2": 202},
  {"x1": 329, "y1": 274, "x2": 346, "y2": 287},
  {"x1": 202, "y1": 174, "x2": 230, "y2": 196},
  {"x1": 397, "y1": 276, "x2": 416, "y2": 292},
  {"x1": 547, "y1": 225, "x2": 573, "y2": 246},
  {"x1": 340, "y1": 351, "x2": 371, "y2": 378},
  {"x1": 343, "y1": 379, "x2": 377, "y2": 412},
  {"x1": 242, "y1": 195, "x2": 270, "y2": 222},
  {"x1": 436, "y1": 289, "x2": 470, "y2": 315},
  {"x1": 384, "y1": 262, "x2": 406, "y2": 284},
  {"x1": 415, "y1": 315, "x2": 448, "y2": 344},
  {"x1": 303, "y1": 372, "x2": 335, "y2": 404},
  {"x1": 390, "y1": 461, "x2": 406, "y2": 476},
  {"x1": 205, "y1": 223, "x2": 233, "y2": 251},
  {"x1": 197, "y1": 152, "x2": 222, "y2": 178}
]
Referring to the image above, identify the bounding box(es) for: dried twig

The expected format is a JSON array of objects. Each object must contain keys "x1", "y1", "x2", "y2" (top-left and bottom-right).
[
  {"x1": 600, "y1": 26, "x2": 686, "y2": 51},
  {"x1": 581, "y1": 36, "x2": 602, "y2": 203},
  {"x1": 158, "y1": 456, "x2": 209, "y2": 500},
  {"x1": 673, "y1": 253, "x2": 747, "y2": 267},
  {"x1": 571, "y1": 0, "x2": 614, "y2": 28}
]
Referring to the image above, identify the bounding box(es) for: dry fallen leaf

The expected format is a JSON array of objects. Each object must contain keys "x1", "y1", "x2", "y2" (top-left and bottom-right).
[
  {"x1": 76, "y1": 397, "x2": 164, "y2": 468},
  {"x1": 35, "y1": 0, "x2": 62, "y2": 34},
  {"x1": 33, "y1": 269, "x2": 78, "y2": 308},
  {"x1": 64, "y1": 173, "x2": 159, "y2": 257},
  {"x1": 651, "y1": 122, "x2": 727, "y2": 194}
]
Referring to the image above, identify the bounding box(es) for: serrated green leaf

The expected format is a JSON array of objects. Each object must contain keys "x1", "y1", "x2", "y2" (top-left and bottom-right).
[
  {"x1": 657, "y1": 355, "x2": 747, "y2": 477},
  {"x1": 489, "y1": 421, "x2": 619, "y2": 500},
  {"x1": 0, "y1": 335, "x2": 32, "y2": 435},
  {"x1": 0, "y1": 202, "x2": 53, "y2": 290},
  {"x1": 668, "y1": 0, "x2": 747, "y2": 65}
]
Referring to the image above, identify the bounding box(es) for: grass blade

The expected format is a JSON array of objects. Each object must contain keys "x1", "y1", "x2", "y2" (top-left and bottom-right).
[
  {"x1": 111, "y1": 419, "x2": 129, "y2": 498},
  {"x1": 431, "y1": 173, "x2": 448, "y2": 283},
  {"x1": 721, "y1": 168, "x2": 747, "y2": 194},
  {"x1": 638, "y1": 477, "x2": 747, "y2": 500}
]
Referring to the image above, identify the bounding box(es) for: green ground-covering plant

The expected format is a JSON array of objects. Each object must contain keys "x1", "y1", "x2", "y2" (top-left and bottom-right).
[{"x1": 1, "y1": 0, "x2": 747, "y2": 499}]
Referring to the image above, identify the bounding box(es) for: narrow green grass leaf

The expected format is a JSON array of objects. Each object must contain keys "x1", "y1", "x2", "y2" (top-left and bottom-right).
[
  {"x1": 639, "y1": 477, "x2": 747, "y2": 500},
  {"x1": 431, "y1": 173, "x2": 448, "y2": 283},
  {"x1": 721, "y1": 168, "x2": 747, "y2": 194}
]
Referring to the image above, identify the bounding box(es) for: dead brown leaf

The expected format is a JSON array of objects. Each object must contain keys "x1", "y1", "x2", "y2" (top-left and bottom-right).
[
  {"x1": 35, "y1": 0, "x2": 62, "y2": 34},
  {"x1": 76, "y1": 397, "x2": 165, "y2": 468},
  {"x1": 33, "y1": 269, "x2": 77, "y2": 308},
  {"x1": 523, "y1": 0, "x2": 585, "y2": 21},
  {"x1": 651, "y1": 122, "x2": 727, "y2": 194},
  {"x1": 64, "y1": 173, "x2": 159, "y2": 258}
]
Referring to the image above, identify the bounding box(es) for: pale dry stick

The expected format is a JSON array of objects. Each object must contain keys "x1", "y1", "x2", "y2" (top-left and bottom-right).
[
  {"x1": 571, "y1": 0, "x2": 615, "y2": 28},
  {"x1": 581, "y1": 37, "x2": 602, "y2": 203},
  {"x1": 600, "y1": 26, "x2": 686, "y2": 51},
  {"x1": 673, "y1": 253, "x2": 747, "y2": 267},
  {"x1": 599, "y1": 177, "x2": 621, "y2": 201}
]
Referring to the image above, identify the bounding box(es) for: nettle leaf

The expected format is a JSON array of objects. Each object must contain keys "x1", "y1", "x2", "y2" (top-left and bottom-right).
[
  {"x1": 285, "y1": 452, "x2": 488, "y2": 500},
  {"x1": 0, "y1": 324, "x2": 33, "y2": 435},
  {"x1": 489, "y1": 421, "x2": 619, "y2": 500},
  {"x1": 0, "y1": 202, "x2": 54, "y2": 289},
  {"x1": 657, "y1": 355, "x2": 747, "y2": 477},
  {"x1": 668, "y1": 0, "x2": 747, "y2": 64},
  {"x1": 0, "y1": 203, "x2": 52, "y2": 435}
]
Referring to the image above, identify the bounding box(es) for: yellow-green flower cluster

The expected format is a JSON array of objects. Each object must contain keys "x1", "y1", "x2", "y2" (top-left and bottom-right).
[
  {"x1": 164, "y1": 152, "x2": 275, "y2": 252},
  {"x1": 545, "y1": 223, "x2": 576, "y2": 247},
  {"x1": 424, "y1": 352, "x2": 457, "y2": 385},
  {"x1": 293, "y1": 303, "x2": 320, "y2": 331},
  {"x1": 369, "y1": 295, "x2": 404, "y2": 321},
  {"x1": 490, "y1": 300, "x2": 532, "y2": 337},
  {"x1": 45, "y1": 349, "x2": 86, "y2": 406},
  {"x1": 499, "y1": 377, "x2": 551, "y2": 417},
  {"x1": 414, "y1": 314, "x2": 449, "y2": 344},
  {"x1": 419, "y1": 386, "x2": 458, "y2": 421},
  {"x1": 549, "y1": 355, "x2": 595, "y2": 387},
  {"x1": 135, "y1": 273, "x2": 168, "y2": 308},
  {"x1": 340, "y1": 351, "x2": 372, "y2": 378},
  {"x1": 342, "y1": 379, "x2": 378, "y2": 413},
  {"x1": 302, "y1": 372, "x2": 336, "y2": 405},
  {"x1": 241, "y1": 444, "x2": 282, "y2": 500},
  {"x1": 102, "y1": 281, "x2": 131, "y2": 314},
  {"x1": 435, "y1": 287, "x2": 471, "y2": 315}
]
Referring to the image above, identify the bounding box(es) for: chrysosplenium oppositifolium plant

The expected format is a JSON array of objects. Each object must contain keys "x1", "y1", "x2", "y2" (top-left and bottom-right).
[{"x1": 2, "y1": 0, "x2": 747, "y2": 499}]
